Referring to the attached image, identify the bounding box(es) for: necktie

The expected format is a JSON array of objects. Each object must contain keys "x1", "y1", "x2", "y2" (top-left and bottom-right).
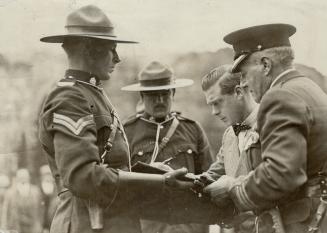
[{"x1": 232, "y1": 123, "x2": 251, "y2": 136}]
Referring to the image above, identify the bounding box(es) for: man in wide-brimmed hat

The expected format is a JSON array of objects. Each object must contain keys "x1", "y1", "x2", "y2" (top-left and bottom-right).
[
  {"x1": 122, "y1": 61, "x2": 215, "y2": 233},
  {"x1": 38, "y1": 5, "x2": 196, "y2": 233}
]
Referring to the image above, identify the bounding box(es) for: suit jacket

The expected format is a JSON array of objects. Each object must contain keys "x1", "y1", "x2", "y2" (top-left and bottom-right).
[{"x1": 230, "y1": 69, "x2": 327, "y2": 232}]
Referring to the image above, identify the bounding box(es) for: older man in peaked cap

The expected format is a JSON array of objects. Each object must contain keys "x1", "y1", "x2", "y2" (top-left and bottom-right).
[
  {"x1": 204, "y1": 23, "x2": 327, "y2": 233},
  {"x1": 38, "y1": 5, "x2": 194, "y2": 233},
  {"x1": 122, "y1": 61, "x2": 214, "y2": 233}
]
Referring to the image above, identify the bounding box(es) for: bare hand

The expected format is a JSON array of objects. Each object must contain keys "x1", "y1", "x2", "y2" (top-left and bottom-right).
[
  {"x1": 164, "y1": 168, "x2": 195, "y2": 189},
  {"x1": 203, "y1": 175, "x2": 235, "y2": 205}
]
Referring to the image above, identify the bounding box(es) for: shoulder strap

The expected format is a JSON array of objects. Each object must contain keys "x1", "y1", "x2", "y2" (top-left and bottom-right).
[{"x1": 158, "y1": 117, "x2": 179, "y2": 153}]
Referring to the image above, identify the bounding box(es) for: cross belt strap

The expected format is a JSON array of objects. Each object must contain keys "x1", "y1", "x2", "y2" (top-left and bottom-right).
[
  {"x1": 158, "y1": 117, "x2": 179, "y2": 153},
  {"x1": 150, "y1": 117, "x2": 180, "y2": 163},
  {"x1": 101, "y1": 116, "x2": 119, "y2": 163}
]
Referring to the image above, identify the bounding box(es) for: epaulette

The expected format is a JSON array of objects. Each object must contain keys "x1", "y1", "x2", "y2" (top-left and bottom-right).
[
  {"x1": 123, "y1": 113, "x2": 142, "y2": 126},
  {"x1": 173, "y1": 111, "x2": 195, "y2": 123},
  {"x1": 57, "y1": 78, "x2": 76, "y2": 87}
]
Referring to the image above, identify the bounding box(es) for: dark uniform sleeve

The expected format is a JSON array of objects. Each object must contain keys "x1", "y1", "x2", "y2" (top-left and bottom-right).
[
  {"x1": 195, "y1": 121, "x2": 215, "y2": 172},
  {"x1": 229, "y1": 89, "x2": 310, "y2": 211},
  {"x1": 41, "y1": 86, "x2": 119, "y2": 206}
]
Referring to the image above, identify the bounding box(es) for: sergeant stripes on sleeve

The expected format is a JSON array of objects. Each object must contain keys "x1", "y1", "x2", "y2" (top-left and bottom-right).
[{"x1": 53, "y1": 113, "x2": 94, "y2": 135}]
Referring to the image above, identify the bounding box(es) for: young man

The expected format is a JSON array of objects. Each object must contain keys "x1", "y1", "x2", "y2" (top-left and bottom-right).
[
  {"x1": 201, "y1": 65, "x2": 260, "y2": 233},
  {"x1": 38, "y1": 5, "x2": 192, "y2": 233},
  {"x1": 122, "y1": 61, "x2": 214, "y2": 233},
  {"x1": 205, "y1": 24, "x2": 327, "y2": 233}
]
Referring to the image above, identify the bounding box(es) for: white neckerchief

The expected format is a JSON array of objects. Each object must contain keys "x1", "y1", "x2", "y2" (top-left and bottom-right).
[{"x1": 270, "y1": 68, "x2": 296, "y2": 89}]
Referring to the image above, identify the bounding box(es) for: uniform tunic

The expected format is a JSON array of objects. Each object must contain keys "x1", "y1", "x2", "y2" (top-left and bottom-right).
[
  {"x1": 124, "y1": 113, "x2": 214, "y2": 233},
  {"x1": 39, "y1": 69, "x2": 141, "y2": 233},
  {"x1": 230, "y1": 70, "x2": 327, "y2": 233}
]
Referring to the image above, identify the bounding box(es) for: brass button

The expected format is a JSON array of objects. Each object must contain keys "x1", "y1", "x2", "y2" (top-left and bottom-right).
[
  {"x1": 187, "y1": 149, "x2": 192, "y2": 154},
  {"x1": 137, "y1": 151, "x2": 143, "y2": 156}
]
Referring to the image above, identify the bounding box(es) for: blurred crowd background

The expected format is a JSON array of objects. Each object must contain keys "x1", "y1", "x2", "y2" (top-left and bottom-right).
[{"x1": 0, "y1": 0, "x2": 327, "y2": 232}]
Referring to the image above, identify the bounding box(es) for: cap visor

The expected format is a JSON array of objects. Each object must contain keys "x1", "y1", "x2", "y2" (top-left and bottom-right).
[
  {"x1": 121, "y1": 79, "x2": 194, "y2": 91},
  {"x1": 40, "y1": 34, "x2": 138, "y2": 43},
  {"x1": 231, "y1": 54, "x2": 249, "y2": 73}
]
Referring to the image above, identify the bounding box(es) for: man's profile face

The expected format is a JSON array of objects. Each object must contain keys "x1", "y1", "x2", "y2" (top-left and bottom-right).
[
  {"x1": 204, "y1": 80, "x2": 242, "y2": 125},
  {"x1": 87, "y1": 40, "x2": 120, "y2": 80},
  {"x1": 239, "y1": 55, "x2": 267, "y2": 103},
  {"x1": 142, "y1": 89, "x2": 173, "y2": 119}
]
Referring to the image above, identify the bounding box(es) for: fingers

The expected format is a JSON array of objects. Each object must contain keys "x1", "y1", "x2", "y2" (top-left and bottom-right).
[
  {"x1": 203, "y1": 182, "x2": 215, "y2": 193},
  {"x1": 169, "y1": 167, "x2": 188, "y2": 177}
]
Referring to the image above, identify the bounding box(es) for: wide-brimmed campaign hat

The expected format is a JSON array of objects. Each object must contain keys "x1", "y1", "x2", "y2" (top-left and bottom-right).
[
  {"x1": 121, "y1": 61, "x2": 193, "y2": 91},
  {"x1": 40, "y1": 5, "x2": 137, "y2": 43},
  {"x1": 223, "y1": 23, "x2": 296, "y2": 72}
]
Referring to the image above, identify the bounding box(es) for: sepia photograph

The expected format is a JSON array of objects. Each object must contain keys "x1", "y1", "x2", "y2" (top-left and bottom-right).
[{"x1": 0, "y1": 0, "x2": 327, "y2": 232}]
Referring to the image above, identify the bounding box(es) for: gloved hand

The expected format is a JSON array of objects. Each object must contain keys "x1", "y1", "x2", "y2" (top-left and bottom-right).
[
  {"x1": 163, "y1": 168, "x2": 195, "y2": 190},
  {"x1": 203, "y1": 175, "x2": 236, "y2": 206}
]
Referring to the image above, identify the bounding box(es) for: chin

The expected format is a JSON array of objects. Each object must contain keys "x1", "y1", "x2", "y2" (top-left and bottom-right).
[{"x1": 99, "y1": 73, "x2": 111, "y2": 81}]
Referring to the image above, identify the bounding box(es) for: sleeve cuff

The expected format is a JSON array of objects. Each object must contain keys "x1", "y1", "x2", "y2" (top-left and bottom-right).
[{"x1": 229, "y1": 182, "x2": 258, "y2": 211}]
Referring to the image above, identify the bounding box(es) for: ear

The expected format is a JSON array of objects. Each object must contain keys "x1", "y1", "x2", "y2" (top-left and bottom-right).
[
  {"x1": 261, "y1": 57, "x2": 272, "y2": 76},
  {"x1": 234, "y1": 85, "x2": 244, "y2": 100}
]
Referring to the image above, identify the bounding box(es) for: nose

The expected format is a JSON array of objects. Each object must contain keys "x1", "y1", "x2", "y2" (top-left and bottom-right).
[
  {"x1": 112, "y1": 49, "x2": 121, "y2": 64},
  {"x1": 157, "y1": 94, "x2": 165, "y2": 103}
]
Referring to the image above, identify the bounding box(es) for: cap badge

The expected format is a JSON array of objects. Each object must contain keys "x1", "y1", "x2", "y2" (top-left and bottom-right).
[{"x1": 89, "y1": 77, "x2": 97, "y2": 85}]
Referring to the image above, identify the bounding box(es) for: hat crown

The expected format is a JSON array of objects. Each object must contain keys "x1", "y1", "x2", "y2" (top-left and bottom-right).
[
  {"x1": 66, "y1": 5, "x2": 114, "y2": 29},
  {"x1": 40, "y1": 5, "x2": 137, "y2": 43},
  {"x1": 121, "y1": 61, "x2": 193, "y2": 91},
  {"x1": 139, "y1": 61, "x2": 173, "y2": 81}
]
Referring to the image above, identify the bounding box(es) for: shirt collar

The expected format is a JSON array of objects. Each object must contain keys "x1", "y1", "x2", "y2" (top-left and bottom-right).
[
  {"x1": 141, "y1": 112, "x2": 175, "y2": 125},
  {"x1": 270, "y1": 68, "x2": 296, "y2": 89},
  {"x1": 65, "y1": 69, "x2": 102, "y2": 87},
  {"x1": 242, "y1": 104, "x2": 259, "y2": 128}
]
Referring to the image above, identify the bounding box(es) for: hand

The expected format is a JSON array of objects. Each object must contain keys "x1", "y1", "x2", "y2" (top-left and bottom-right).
[
  {"x1": 203, "y1": 175, "x2": 236, "y2": 205},
  {"x1": 151, "y1": 162, "x2": 174, "y2": 172},
  {"x1": 164, "y1": 168, "x2": 195, "y2": 189}
]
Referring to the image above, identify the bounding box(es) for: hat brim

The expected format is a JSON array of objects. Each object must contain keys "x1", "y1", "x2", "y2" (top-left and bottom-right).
[
  {"x1": 40, "y1": 34, "x2": 138, "y2": 43},
  {"x1": 121, "y1": 79, "x2": 194, "y2": 91},
  {"x1": 231, "y1": 54, "x2": 249, "y2": 73}
]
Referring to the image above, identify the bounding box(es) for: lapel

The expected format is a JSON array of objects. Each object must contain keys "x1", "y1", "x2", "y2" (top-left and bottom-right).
[{"x1": 271, "y1": 70, "x2": 304, "y2": 88}]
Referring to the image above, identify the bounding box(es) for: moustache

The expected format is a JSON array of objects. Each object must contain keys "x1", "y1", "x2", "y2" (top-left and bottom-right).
[{"x1": 154, "y1": 104, "x2": 166, "y2": 109}]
